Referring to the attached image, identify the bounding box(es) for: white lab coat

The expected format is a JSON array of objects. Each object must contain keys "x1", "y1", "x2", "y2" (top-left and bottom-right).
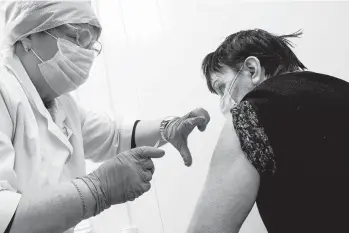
[{"x1": 0, "y1": 52, "x2": 133, "y2": 233}]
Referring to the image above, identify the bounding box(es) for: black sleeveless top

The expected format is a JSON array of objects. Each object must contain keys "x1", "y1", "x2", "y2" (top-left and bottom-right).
[{"x1": 231, "y1": 71, "x2": 349, "y2": 233}]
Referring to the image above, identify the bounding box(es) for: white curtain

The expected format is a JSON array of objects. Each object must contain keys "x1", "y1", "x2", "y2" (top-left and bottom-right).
[{"x1": 75, "y1": 1, "x2": 349, "y2": 233}]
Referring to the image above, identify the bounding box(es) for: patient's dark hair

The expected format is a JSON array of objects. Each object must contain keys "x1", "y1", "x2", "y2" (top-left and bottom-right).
[{"x1": 202, "y1": 29, "x2": 307, "y2": 94}]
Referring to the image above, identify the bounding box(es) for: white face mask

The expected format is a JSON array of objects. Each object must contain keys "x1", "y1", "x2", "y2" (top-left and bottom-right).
[
  {"x1": 220, "y1": 68, "x2": 242, "y2": 118},
  {"x1": 31, "y1": 31, "x2": 95, "y2": 96}
]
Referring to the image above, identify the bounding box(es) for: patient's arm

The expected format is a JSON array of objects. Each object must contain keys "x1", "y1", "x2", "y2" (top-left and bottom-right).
[{"x1": 186, "y1": 117, "x2": 260, "y2": 233}]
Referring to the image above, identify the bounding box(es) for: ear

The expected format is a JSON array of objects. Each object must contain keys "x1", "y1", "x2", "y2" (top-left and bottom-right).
[
  {"x1": 20, "y1": 37, "x2": 33, "y2": 52},
  {"x1": 243, "y1": 56, "x2": 263, "y2": 86}
]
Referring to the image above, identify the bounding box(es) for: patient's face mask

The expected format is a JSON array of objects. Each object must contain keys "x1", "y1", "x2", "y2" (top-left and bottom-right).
[
  {"x1": 219, "y1": 68, "x2": 242, "y2": 118},
  {"x1": 31, "y1": 31, "x2": 95, "y2": 96}
]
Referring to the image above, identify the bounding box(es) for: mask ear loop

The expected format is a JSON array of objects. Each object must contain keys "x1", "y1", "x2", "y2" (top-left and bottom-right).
[
  {"x1": 30, "y1": 31, "x2": 58, "y2": 63},
  {"x1": 30, "y1": 48, "x2": 44, "y2": 63},
  {"x1": 220, "y1": 66, "x2": 243, "y2": 108},
  {"x1": 44, "y1": 31, "x2": 58, "y2": 40}
]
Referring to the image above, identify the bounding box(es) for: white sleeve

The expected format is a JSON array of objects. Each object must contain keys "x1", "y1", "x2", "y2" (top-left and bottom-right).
[
  {"x1": 78, "y1": 104, "x2": 133, "y2": 163},
  {"x1": 0, "y1": 90, "x2": 21, "y2": 233},
  {"x1": 0, "y1": 191, "x2": 21, "y2": 233}
]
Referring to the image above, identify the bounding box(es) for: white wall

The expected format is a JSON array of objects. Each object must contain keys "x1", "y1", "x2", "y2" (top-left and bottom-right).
[{"x1": 75, "y1": 1, "x2": 349, "y2": 233}]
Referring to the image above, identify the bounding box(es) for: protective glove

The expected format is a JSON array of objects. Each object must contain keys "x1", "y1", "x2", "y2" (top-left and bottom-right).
[
  {"x1": 79, "y1": 146, "x2": 165, "y2": 216},
  {"x1": 162, "y1": 108, "x2": 210, "y2": 167}
]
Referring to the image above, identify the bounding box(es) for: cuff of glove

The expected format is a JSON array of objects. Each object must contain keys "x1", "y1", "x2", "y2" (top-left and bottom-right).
[
  {"x1": 159, "y1": 116, "x2": 179, "y2": 141},
  {"x1": 77, "y1": 176, "x2": 110, "y2": 217}
]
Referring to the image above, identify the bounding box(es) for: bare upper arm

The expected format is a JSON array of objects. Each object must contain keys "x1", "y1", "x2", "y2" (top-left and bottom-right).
[
  {"x1": 186, "y1": 117, "x2": 260, "y2": 233},
  {"x1": 209, "y1": 115, "x2": 252, "y2": 170}
]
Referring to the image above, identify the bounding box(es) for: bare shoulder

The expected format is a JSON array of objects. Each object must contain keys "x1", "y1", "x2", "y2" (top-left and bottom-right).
[{"x1": 209, "y1": 115, "x2": 245, "y2": 169}]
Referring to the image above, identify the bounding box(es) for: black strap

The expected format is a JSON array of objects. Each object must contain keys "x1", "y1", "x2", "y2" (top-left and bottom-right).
[{"x1": 131, "y1": 120, "x2": 141, "y2": 149}]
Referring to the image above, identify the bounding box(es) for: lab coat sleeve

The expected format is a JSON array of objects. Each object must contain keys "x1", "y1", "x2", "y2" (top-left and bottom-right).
[
  {"x1": 78, "y1": 104, "x2": 133, "y2": 163},
  {"x1": 0, "y1": 90, "x2": 21, "y2": 233}
]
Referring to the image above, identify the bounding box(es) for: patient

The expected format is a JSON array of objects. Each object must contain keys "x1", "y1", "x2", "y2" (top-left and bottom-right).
[{"x1": 186, "y1": 29, "x2": 349, "y2": 233}]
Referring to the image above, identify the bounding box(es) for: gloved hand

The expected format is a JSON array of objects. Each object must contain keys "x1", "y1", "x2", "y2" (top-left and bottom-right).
[
  {"x1": 79, "y1": 146, "x2": 165, "y2": 216},
  {"x1": 163, "y1": 108, "x2": 210, "y2": 167}
]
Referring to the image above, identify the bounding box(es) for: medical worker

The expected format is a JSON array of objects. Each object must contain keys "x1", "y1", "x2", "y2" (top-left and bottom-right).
[{"x1": 0, "y1": 1, "x2": 210, "y2": 233}]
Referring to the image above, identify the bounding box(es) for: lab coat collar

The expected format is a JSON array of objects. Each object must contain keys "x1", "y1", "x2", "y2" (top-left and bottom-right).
[{"x1": 3, "y1": 52, "x2": 73, "y2": 154}]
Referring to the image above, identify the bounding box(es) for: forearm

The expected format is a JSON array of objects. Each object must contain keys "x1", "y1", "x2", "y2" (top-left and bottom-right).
[
  {"x1": 135, "y1": 119, "x2": 167, "y2": 148},
  {"x1": 9, "y1": 179, "x2": 96, "y2": 233}
]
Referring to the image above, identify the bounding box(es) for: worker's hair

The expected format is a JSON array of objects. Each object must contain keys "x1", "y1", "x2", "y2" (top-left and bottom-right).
[{"x1": 202, "y1": 29, "x2": 307, "y2": 94}]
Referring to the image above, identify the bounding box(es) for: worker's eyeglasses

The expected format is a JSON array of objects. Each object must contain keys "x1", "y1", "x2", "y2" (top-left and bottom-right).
[
  {"x1": 49, "y1": 24, "x2": 103, "y2": 57},
  {"x1": 87, "y1": 40, "x2": 102, "y2": 58},
  {"x1": 69, "y1": 25, "x2": 102, "y2": 58}
]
